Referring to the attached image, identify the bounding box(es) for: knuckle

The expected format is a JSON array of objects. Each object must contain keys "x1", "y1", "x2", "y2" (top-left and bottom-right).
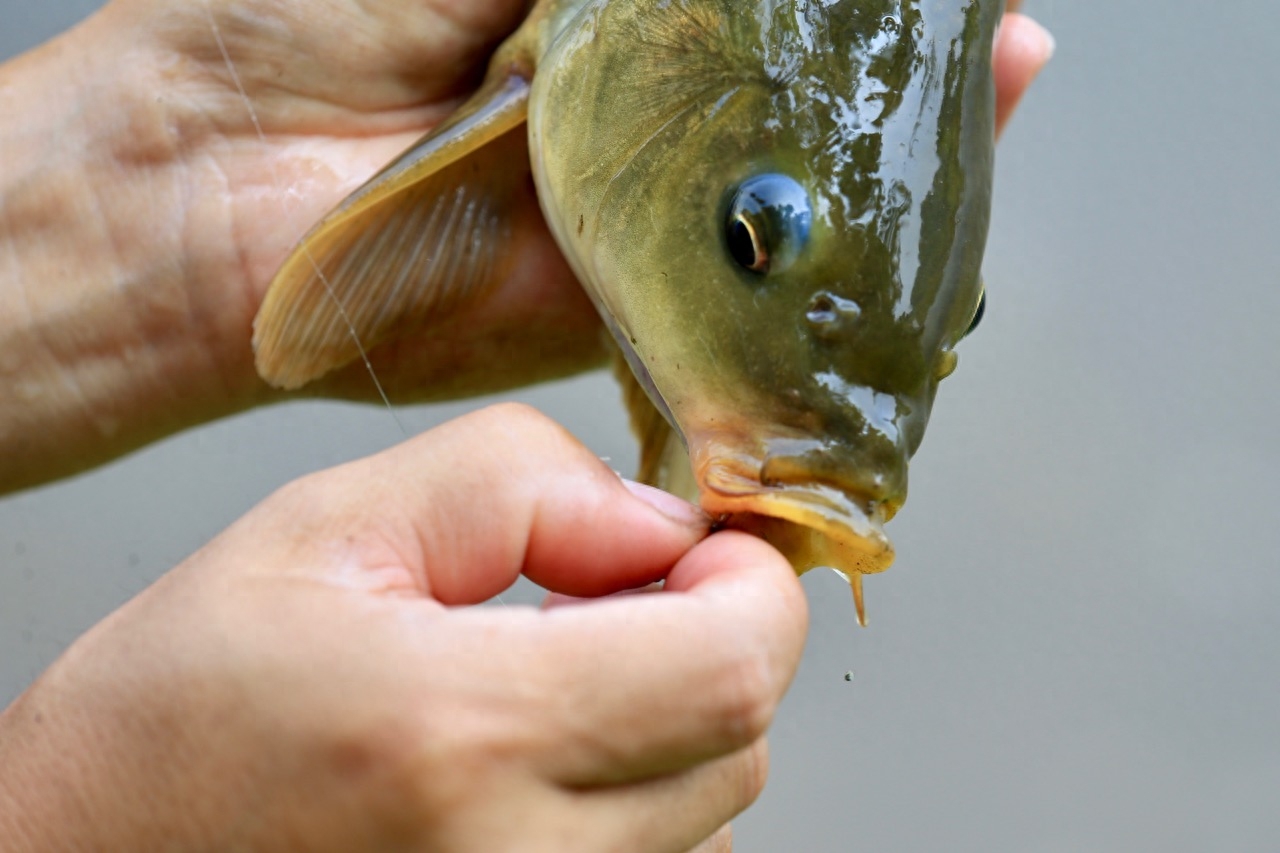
[
  {"x1": 469, "y1": 401, "x2": 557, "y2": 439},
  {"x1": 266, "y1": 470, "x2": 342, "y2": 521},
  {"x1": 470, "y1": 402, "x2": 586, "y2": 458}
]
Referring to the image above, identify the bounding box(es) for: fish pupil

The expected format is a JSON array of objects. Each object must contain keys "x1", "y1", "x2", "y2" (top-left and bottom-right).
[
  {"x1": 728, "y1": 216, "x2": 767, "y2": 273},
  {"x1": 724, "y1": 174, "x2": 811, "y2": 277}
]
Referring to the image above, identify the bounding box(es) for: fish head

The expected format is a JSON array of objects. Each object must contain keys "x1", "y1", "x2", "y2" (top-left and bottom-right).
[{"x1": 530, "y1": 0, "x2": 999, "y2": 577}]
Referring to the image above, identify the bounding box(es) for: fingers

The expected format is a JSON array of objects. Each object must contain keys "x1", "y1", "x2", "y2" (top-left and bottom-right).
[
  {"x1": 526, "y1": 531, "x2": 807, "y2": 787},
  {"x1": 573, "y1": 742, "x2": 763, "y2": 853},
  {"x1": 223, "y1": 403, "x2": 709, "y2": 603},
  {"x1": 995, "y1": 13, "x2": 1056, "y2": 137}
]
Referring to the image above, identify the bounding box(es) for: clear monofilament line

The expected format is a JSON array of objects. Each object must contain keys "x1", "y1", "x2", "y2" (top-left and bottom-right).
[{"x1": 200, "y1": 0, "x2": 407, "y2": 438}]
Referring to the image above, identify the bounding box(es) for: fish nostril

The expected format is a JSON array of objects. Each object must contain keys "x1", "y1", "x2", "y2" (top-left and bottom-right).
[
  {"x1": 805, "y1": 291, "x2": 861, "y2": 334},
  {"x1": 798, "y1": 290, "x2": 839, "y2": 324},
  {"x1": 806, "y1": 294, "x2": 838, "y2": 326}
]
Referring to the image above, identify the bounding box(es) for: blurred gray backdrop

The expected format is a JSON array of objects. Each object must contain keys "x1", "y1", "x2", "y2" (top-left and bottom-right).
[{"x1": 3, "y1": 2, "x2": 1279, "y2": 851}]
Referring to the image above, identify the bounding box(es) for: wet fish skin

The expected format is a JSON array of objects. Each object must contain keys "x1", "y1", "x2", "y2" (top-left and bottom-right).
[
  {"x1": 252, "y1": 0, "x2": 1001, "y2": 616},
  {"x1": 531, "y1": 0, "x2": 999, "y2": 581}
]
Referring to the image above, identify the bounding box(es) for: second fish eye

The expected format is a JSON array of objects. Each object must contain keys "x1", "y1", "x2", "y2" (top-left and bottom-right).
[
  {"x1": 964, "y1": 290, "x2": 986, "y2": 338},
  {"x1": 724, "y1": 174, "x2": 812, "y2": 276}
]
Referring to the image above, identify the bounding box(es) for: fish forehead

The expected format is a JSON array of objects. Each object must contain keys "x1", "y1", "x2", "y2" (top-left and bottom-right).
[{"x1": 586, "y1": 0, "x2": 985, "y2": 233}]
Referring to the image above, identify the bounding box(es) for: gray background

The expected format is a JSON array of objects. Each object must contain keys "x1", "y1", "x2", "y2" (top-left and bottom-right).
[{"x1": 3, "y1": 1, "x2": 1278, "y2": 850}]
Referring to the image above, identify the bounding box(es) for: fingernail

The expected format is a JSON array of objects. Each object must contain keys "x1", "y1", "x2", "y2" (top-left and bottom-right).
[
  {"x1": 622, "y1": 479, "x2": 708, "y2": 528},
  {"x1": 1034, "y1": 20, "x2": 1054, "y2": 61},
  {"x1": 1029, "y1": 18, "x2": 1056, "y2": 62}
]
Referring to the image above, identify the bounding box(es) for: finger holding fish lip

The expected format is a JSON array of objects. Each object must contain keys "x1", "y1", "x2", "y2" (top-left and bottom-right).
[
  {"x1": 270, "y1": 409, "x2": 802, "y2": 842},
  {"x1": 226, "y1": 403, "x2": 708, "y2": 603}
]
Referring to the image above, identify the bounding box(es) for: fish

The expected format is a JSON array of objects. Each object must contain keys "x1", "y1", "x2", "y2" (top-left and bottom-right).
[{"x1": 252, "y1": 0, "x2": 1001, "y2": 626}]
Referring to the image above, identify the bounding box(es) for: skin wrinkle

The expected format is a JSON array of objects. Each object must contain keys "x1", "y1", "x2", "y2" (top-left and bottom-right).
[
  {"x1": 192, "y1": 136, "x2": 270, "y2": 400},
  {"x1": 171, "y1": 151, "x2": 241, "y2": 413},
  {"x1": 0, "y1": 54, "x2": 100, "y2": 425},
  {"x1": 20, "y1": 195, "x2": 100, "y2": 437},
  {"x1": 83, "y1": 131, "x2": 204, "y2": 438},
  {"x1": 136, "y1": 43, "x2": 278, "y2": 411},
  {"x1": 65, "y1": 53, "x2": 192, "y2": 440}
]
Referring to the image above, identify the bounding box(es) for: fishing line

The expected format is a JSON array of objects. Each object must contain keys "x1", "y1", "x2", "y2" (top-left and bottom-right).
[
  {"x1": 201, "y1": 5, "x2": 516, "y2": 610},
  {"x1": 200, "y1": 0, "x2": 408, "y2": 438}
]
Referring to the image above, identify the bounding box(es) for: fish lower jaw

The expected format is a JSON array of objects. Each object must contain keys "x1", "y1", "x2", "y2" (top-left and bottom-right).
[{"x1": 698, "y1": 482, "x2": 896, "y2": 580}]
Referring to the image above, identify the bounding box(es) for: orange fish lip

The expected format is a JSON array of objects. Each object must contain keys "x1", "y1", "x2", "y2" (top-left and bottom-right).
[{"x1": 696, "y1": 454, "x2": 895, "y2": 578}]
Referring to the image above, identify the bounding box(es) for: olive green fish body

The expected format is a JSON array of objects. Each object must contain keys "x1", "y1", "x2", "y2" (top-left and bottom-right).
[
  {"x1": 252, "y1": 0, "x2": 1001, "y2": 622},
  {"x1": 532, "y1": 0, "x2": 999, "y2": 587}
]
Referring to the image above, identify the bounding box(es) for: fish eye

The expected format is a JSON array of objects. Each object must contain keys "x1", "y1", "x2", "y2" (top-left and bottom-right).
[
  {"x1": 724, "y1": 174, "x2": 812, "y2": 276},
  {"x1": 964, "y1": 290, "x2": 986, "y2": 337}
]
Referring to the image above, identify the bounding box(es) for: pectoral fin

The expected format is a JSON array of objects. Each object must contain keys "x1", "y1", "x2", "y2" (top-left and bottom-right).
[{"x1": 253, "y1": 72, "x2": 532, "y2": 390}]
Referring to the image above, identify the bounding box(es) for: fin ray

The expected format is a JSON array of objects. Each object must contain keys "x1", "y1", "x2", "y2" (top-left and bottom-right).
[{"x1": 253, "y1": 74, "x2": 531, "y2": 390}]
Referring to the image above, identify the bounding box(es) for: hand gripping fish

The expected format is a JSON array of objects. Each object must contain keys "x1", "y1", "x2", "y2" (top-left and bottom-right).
[{"x1": 253, "y1": 0, "x2": 1001, "y2": 626}]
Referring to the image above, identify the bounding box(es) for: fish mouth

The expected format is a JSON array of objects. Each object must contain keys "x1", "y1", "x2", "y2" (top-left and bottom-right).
[{"x1": 695, "y1": 452, "x2": 896, "y2": 580}]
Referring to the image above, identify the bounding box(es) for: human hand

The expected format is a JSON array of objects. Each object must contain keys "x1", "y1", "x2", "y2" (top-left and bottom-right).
[
  {"x1": 0, "y1": 404, "x2": 808, "y2": 852},
  {"x1": 0, "y1": 0, "x2": 592, "y2": 490}
]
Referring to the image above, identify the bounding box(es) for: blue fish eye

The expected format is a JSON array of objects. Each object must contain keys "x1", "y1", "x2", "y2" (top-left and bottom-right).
[{"x1": 724, "y1": 174, "x2": 812, "y2": 276}]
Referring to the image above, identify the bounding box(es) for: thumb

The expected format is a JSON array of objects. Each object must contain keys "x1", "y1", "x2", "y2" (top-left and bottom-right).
[{"x1": 215, "y1": 403, "x2": 709, "y2": 603}]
